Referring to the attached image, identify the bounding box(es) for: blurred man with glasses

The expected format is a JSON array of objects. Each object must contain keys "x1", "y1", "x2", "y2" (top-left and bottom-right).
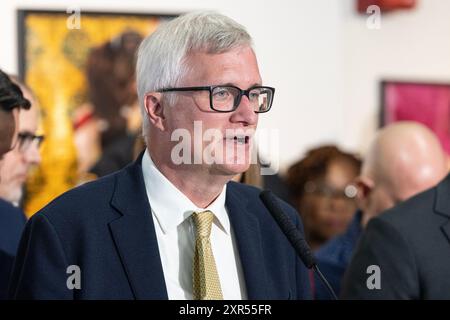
[
  {"x1": 10, "y1": 12, "x2": 311, "y2": 300},
  {"x1": 0, "y1": 70, "x2": 31, "y2": 300},
  {"x1": 0, "y1": 78, "x2": 43, "y2": 208}
]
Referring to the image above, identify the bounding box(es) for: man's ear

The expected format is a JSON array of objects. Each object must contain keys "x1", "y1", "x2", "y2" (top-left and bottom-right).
[
  {"x1": 144, "y1": 92, "x2": 165, "y2": 131},
  {"x1": 355, "y1": 175, "x2": 374, "y2": 210}
]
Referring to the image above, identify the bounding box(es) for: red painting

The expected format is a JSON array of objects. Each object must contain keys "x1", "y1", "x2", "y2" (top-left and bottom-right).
[{"x1": 382, "y1": 81, "x2": 450, "y2": 154}]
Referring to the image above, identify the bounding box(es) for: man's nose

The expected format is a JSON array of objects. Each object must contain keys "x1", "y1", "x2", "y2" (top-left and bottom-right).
[
  {"x1": 230, "y1": 95, "x2": 258, "y2": 126},
  {"x1": 24, "y1": 144, "x2": 41, "y2": 166}
]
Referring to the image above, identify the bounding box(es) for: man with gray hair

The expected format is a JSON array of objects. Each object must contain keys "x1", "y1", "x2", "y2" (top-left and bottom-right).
[{"x1": 9, "y1": 12, "x2": 311, "y2": 300}]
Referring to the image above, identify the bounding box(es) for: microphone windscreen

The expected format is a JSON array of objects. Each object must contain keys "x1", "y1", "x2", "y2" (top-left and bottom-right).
[{"x1": 259, "y1": 190, "x2": 316, "y2": 269}]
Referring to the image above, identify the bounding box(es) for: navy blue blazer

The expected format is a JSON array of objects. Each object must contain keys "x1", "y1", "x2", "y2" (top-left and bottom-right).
[
  {"x1": 9, "y1": 155, "x2": 311, "y2": 299},
  {"x1": 0, "y1": 199, "x2": 26, "y2": 299}
]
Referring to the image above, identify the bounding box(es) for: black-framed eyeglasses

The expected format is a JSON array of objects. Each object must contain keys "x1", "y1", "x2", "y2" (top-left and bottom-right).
[
  {"x1": 304, "y1": 181, "x2": 358, "y2": 200},
  {"x1": 158, "y1": 85, "x2": 275, "y2": 113},
  {"x1": 15, "y1": 132, "x2": 45, "y2": 153}
]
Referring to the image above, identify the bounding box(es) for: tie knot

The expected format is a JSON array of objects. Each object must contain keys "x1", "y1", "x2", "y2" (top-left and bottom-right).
[{"x1": 192, "y1": 210, "x2": 214, "y2": 238}]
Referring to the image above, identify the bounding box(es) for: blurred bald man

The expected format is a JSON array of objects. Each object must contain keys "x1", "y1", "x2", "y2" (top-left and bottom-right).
[
  {"x1": 357, "y1": 121, "x2": 448, "y2": 228},
  {"x1": 341, "y1": 122, "x2": 450, "y2": 299},
  {"x1": 314, "y1": 122, "x2": 448, "y2": 299}
]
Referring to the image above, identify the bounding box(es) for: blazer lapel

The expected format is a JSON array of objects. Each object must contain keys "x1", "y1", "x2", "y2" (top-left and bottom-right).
[
  {"x1": 441, "y1": 221, "x2": 450, "y2": 245},
  {"x1": 434, "y1": 174, "x2": 450, "y2": 246},
  {"x1": 226, "y1": 185, "x2": 269, "y2": 299},
  {"x1": 109, "y1": 155, "x2": 168, "y2": 300}
]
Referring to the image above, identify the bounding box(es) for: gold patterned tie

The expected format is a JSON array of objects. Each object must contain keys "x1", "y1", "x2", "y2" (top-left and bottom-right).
[{"x1": 192, "y1": 210, "x2": 223, "y2": 300}]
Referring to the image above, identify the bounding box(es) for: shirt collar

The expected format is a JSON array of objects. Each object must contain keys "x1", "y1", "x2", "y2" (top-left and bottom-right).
[{"x1": 141, "y1": 149, "x2": 229, "y2": 235}]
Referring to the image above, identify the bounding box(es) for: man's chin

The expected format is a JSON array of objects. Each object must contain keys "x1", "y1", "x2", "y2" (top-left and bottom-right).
[
  {"x1": 212, "y1": 162, "x2": 252, "y2": 178},
  {"x1": 0, "y1": 189, "x2": 23, "y2": 205}
]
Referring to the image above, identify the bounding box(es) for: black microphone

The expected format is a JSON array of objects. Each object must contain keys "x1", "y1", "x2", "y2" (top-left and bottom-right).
[{"x1": 259, "y1": 190, "x2": 338, "y2": 300}]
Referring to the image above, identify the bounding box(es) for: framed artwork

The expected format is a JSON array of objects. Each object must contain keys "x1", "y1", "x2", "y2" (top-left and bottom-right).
[
  {"x1": 380, "y1": 80, "x2": 450, "y2": 155},
  {"x1": 18, "y1": 9, "x2": 176, "y2": 216}
]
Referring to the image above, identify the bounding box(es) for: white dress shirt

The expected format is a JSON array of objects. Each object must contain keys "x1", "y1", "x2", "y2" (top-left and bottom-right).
[{"x1": 141, "y1": 149, "x2": 247, "y2": 300}]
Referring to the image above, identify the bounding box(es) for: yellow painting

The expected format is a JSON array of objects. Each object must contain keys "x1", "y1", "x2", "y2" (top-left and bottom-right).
[{"x1": 19, "y1": 10, "x2": 174, "y2": 217}]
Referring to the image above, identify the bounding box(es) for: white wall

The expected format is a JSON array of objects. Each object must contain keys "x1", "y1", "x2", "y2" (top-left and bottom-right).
[
  {"x1": 0, "y1": 0, "x2": 343, "y2": 173},
  {"x1": 2, "y1": 0, "x2": 450, "y2": 173},
  {"x1": 340, "y1": 0, "x2": 450, "y2": 155}
]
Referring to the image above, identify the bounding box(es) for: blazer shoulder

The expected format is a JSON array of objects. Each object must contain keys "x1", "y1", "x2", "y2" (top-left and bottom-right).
[
  {"x1": 377, "y1": 185, "x2": 436, "y2": 225},
  {"x1": 367, "y1": 184, "x2": 444, "y2": 253},
  {"x1": 35, "y1": 170, "x2": 120, "y2": 223}
]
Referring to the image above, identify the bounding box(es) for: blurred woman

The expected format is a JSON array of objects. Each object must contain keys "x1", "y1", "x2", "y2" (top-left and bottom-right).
[{"x1": 286, "y1": 145, "x2": 361, "y2": 251}]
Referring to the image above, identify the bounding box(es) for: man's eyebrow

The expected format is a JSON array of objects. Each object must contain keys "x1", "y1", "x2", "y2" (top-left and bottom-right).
[
  {"x1": 218, "y1": 82, "x2": 263, "y2": 88},
  {"x1": 18, "y1": 130, "x2": 35, "y2": 136}
]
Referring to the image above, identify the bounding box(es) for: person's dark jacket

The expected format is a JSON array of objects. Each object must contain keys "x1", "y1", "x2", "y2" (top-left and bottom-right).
[
  {"x1": 9, "y1": 153, "x2": 311, "y2": 299},
  {"x1": 0, "y1": 199, "x2": 26, "y2": 299},
  {"x1": 341, "y1": 174, "x2": 450, "y2": 299}
]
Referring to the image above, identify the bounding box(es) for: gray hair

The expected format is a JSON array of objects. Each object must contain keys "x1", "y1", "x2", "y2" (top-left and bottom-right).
[{"x1": 136, "y1": 11, "x2": 253, "y2": 139}]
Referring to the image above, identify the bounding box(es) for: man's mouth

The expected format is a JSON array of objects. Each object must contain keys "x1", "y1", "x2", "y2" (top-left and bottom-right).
[
  {"x1": 226, "y1": 135, "x2": 251, "y2": 144},
  {"x1": 15, "y1": 173, "x2": 28, "y2": 184}
]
